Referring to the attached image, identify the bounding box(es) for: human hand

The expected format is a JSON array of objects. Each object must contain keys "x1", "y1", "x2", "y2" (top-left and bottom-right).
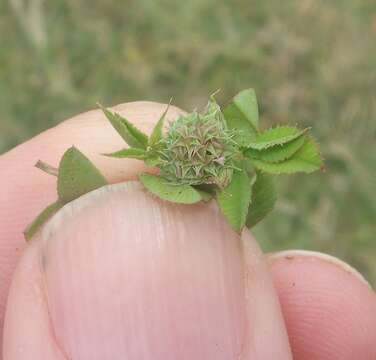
[{"x1": 1, "y1": 102, "x2": 375, "y2": 359}]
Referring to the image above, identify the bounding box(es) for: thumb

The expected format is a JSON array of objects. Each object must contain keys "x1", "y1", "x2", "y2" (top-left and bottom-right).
[{"x1": 4, "y1": 182, "x2": 292, "y2": 360}]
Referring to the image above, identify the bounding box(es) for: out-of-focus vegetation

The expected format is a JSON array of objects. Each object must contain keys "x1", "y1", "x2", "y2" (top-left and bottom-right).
[{"x1": 1, "y1": 0, "x2": 375, "y2": 283}]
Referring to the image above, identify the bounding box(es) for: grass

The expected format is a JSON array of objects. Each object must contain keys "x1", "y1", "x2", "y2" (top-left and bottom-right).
[{"x1": 1, "y1": 0, "x2": 375, "y2": 284}]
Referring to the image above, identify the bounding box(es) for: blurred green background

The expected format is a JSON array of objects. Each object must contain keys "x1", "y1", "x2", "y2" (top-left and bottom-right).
[{"x1": 1, "y1": 0, "x2": 375, "y2": 283}]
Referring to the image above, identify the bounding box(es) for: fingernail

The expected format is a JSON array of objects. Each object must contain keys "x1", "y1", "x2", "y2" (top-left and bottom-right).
[
  {"x1": 39, "y1": 182, "x2": 246, "y2": 359},
  {"x1": 268, "y1": 250, "x2": 371, "y2": 288}
]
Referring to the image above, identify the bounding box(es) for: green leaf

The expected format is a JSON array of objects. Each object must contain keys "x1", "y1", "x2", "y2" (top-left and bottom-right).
[
  {"x1": 250, "y1": 138, "x2": 323, "y2": 174},
  {"x1": 149, "y1": 101, "x2": 171, "y2": 146},
  {"x1": 247, "y1": 126, "x2": 308, "y2": 150},
  {"x1": 139, "y1": 173, "x2": 204, "y2": 204},
  {"x1": 246, "y1": 172, "x2": 277, "y2": 228},
  {"x1": 223, "y1": 89, "x2": 259, "y2": 145},
  {"x1": 57, "y1": 147, "x2": 107, "y2": 203},
  {"x1": 104, "y1": 148, "x2": 147, "y2": 160},
  {"x1": 245, "y1": 135, "x2": 306, "y2": 163},
  {"x1": 24, "y1": 200, "x2": 63, "y2": 241},
  {"x1": 99, "y1": 104, "x2": 148, "y2": 149},
  {"x1": 224, "y1": 88, "x2": 259, "y2": 130},
  {"x1": 216, "y1": 166, "x2": 254, "y2": 232}
]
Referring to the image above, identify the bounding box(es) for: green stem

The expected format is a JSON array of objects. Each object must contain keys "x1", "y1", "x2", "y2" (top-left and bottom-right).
[{"x1": 35, "y1": 160, "x2": 59, "y2": 177}]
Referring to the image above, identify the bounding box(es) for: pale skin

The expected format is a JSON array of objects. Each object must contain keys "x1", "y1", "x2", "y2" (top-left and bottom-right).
[{"x1": 0, "y1": 102, "x2": 375, "y2": 359}]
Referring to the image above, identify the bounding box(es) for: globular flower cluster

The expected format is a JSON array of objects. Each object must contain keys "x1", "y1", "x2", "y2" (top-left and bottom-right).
[{"x1": 158, "y1": 102, "x2": 237, "y2": 188}]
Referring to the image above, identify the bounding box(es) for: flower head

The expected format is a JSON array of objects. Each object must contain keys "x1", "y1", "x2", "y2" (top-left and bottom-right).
[{"x1": 158, "y1": 101, "x2": 236, "y2": 187}]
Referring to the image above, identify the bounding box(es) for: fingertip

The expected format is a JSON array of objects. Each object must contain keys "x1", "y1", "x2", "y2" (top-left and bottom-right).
[{"x1": 268, "y1": 250, "x2": 376, "y2": 360}]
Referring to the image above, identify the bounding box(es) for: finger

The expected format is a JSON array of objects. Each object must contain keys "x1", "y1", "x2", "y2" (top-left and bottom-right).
[
  {"x1": 0, "y1": 101, "x2": 184, "y2": 345},
  {"x1": 4, "y1": 183, "x2": 292, "y2": 359},
  {"x1": 268, "y1": 250, "x2": 376, "y2": 360}
]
